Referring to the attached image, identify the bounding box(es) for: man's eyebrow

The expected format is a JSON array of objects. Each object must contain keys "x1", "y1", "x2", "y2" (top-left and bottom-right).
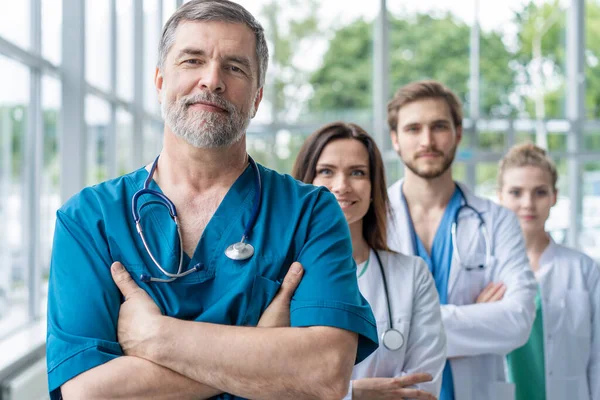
[
  {"x1": 176, "y1": 48, "x2": 206, "y2": 59},
  {"x1": 175, "y1": 48, "x2": 252, "y2": 69},
  {"x1": 224, "y1": 55, "x2": 253, "y2": 70}
]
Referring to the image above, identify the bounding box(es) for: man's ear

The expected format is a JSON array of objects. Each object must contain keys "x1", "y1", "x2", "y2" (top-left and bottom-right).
[
  {"x1": 390, "y1": 130, "x2": 400, "y2": 153},
  {"x1": 252, "y1": 87, "x2": 264, "y2": 118},
  {"x1": 155, "y1": 67, "x2": 164, "y2": 103},
  {"x1": 455, "y1": 125, "x2": 463, "y2": 145}
]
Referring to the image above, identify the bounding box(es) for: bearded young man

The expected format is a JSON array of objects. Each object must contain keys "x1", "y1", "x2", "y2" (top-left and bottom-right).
[
  {"x1": 385, "y1": 80, "x2": 536, "y2": 400},
  {"x1": 45, "y1": 1, "x2": 378, "y2": 399}
]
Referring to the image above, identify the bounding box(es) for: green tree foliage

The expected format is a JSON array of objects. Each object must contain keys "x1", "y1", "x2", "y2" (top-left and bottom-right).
[
  {"x1": 514, "y1": 0, "x2": 600, "y2": 118},
  {"x1": 309, "y1": 12, "x2": 516, "y2": 118},
  {"x1": 259, "y1": 0, "x2": 320, "y2": 121}
]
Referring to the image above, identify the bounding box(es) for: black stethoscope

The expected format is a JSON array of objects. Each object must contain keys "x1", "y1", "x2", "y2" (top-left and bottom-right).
[
  {"x1": 402, "y1": 184, "x2": 492, "y2": 271},
  {"x1": 131, "y1": 154, "x2": 262, "y2": 283},
  {"x1": 372, "y1": 250, "x2": 405, "y2": 351},
  {"x1": 451, "y1": 186, "x2": 492, "y2": 271}
]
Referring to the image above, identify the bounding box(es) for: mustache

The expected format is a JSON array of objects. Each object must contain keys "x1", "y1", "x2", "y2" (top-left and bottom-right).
[
  {"x1": 181, "y1": 92, "x2": 235, "y2": 114},
  {"x1": 415, "y1": 147, "x2": 444, "y2": 158}
]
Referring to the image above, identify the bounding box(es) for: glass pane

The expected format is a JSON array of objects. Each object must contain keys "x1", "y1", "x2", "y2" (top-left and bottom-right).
[
  {"x1": 116, "y1": 109, "x2": 134, "y2": 175},
  {"x1": 117, "y1": 0, "x2": 134, "y2": 101},
  {"x1": 0, "y1": 0, "x2": 30, "y2": 49},
  {"x1": 0, "y1": 57, "x2": 30, "y2": 337},
  {"x1": 86, "y1": 0, "x2": 111, "y2": 91},
  {"x1": 583, "y1": 129, "x2": 600, "y2": 151},
  {"x1": 41, "y1": 76, "x2": 61, "y2": 307},
  {"x1": 585, "y1": 0, "x2": 600, "y2": 118},
  {"x1": 387, "y1": 4, "x2": 471, "y2": 117},
  {"x1": 384, "y1": 159, "x2": 403, "y2": 187},
  {"x1": 547, "y1": 157, "x2": 568, "y2": 244},
  {"x1": 475, "y1": 162, "x2": 499, "y2": 198},
  {"x1": 508, "y1": 1, "x2": 566, "y2": 119},
  {"x1": 516, "y1": 131, "x2": 536, "y2": 144},
  {"x1": 163, "y1": 0, "x2": 178, "y2": 26},
  {"x1": 144, "y1": 120, "x2": 163, "y2": 166},
  {"x1": 145, "y1": 0, "x2": 161, "y2": 113},
  {"x1": 547, "y1": 132, "x2": 567, "y2": 152},
  {"x1": 42, "y1": 0, "x2": 62, "y2": 65},
  {"x1": 478, "y1": 131, "x2": 506, "y2": 152},
  {"x1": 85, "y1": 96, "x2": 110, "y2": 185},
  {"x1": 582, "y1": 161, "x2": 600, "y2": 261}
]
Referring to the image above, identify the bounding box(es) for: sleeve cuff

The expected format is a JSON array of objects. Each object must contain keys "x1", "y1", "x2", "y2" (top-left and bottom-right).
[
  {"x1": 290, "y1": 300, "x2": 378, "y2": 364},
  {"x1": 48, "y1": 343, "x2": 122, "y2": 399}
]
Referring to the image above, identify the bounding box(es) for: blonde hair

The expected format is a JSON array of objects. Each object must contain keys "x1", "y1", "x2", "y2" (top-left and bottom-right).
[{"x1": 498, "y1": 142, "x2": 558, "y2": 192}]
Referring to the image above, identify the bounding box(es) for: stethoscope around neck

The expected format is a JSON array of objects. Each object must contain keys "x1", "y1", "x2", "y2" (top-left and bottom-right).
[
  {"x1": 130, "y1": 154, "x2": 262, "y2": 283},
  {"x1": 371, "y1": 250, "x2": 405, "y2": 351},
  {"x1": 451, "y1": 186, "x2": 492, "y2": 271}
]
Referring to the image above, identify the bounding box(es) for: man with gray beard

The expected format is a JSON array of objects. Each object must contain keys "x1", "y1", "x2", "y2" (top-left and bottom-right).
[{"x1": 46, "y1": 1, "x2": 378, "y2": 399}]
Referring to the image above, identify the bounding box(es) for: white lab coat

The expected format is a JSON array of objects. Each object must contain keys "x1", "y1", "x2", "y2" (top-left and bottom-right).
[
  {"x1": 387, "y1": 180, "x2": 537, "y2": 400},
  {"x1": 345, "y1": 249, "x2": 447, "y2": 399},
  {"x1": 535, "y1": 238, "x2": 600, "y2": 400}
]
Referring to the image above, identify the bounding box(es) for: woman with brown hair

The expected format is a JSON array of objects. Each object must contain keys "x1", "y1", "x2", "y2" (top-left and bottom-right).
[{"x1": 293, "y1": 122, "x2": 446, "y2": 400}]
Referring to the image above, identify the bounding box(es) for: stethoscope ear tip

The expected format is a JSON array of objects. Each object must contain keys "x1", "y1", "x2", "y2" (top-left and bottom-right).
[{"x1": 140, "y1": 274, "x2": 151, "y2": 283}]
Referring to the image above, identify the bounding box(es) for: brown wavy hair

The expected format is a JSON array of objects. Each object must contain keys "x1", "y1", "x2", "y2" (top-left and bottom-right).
[{"x1": 292, "y1": 122, "x2": 391, "y2": 251}]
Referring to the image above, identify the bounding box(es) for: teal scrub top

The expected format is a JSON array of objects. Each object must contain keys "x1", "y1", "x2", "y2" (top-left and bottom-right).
[
  {"x1": 46, "y1": 162, "x2": 378, "y2": 400},
  {"x1": 406, "y1": 186, "x2": 462, "y2": 400},
  {"x1": 507, "y1": 291, "x2": 546, "y2": 400}
]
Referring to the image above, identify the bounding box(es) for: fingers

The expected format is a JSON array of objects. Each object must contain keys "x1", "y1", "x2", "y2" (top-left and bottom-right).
[
  {"x1": 399, "y1": 388, "x2": 437, "y2": 400},
  {"x1": 394, "y1": 372, "x2": 433, "y2": 387},
  {"x1": 110, "y1": 262, "x2": 142, "y2": 300},
  {"x1": 488, "y1": 283, "x2": 506, "y2": 302},
  {"x1": 276, "y1": 262, "x2": 304, "y2": 302},
  {"x1": 477, "y1": 282, "x2": 505, "y2": 303}
]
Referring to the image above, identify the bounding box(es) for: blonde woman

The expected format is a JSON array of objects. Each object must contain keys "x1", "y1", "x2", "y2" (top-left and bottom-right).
[{"x1": 497, "y1": 143, "x2": 600, "y2": 400}]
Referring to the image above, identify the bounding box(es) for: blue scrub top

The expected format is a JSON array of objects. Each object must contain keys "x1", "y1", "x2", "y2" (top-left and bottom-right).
[
  {"x1": 405, "y1": 186, "x2": 462, "y2": 400},
  {"x1": 46, "y1": 162, "x2": 378, "y2": 400}
]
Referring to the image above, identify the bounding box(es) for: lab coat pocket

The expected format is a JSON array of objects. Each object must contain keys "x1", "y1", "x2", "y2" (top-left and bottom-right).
[
  {"x1": 488, "y1": 381, "x2": 515, "y2": 400},
  {"x1": 242, "y1": 275, "x2": 282, "y2": 326},
  {"x1": 565, "y1": 290, "x2": 592, "y2": 337}
]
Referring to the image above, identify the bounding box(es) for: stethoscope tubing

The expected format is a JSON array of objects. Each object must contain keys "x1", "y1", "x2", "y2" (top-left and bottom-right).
[{"x1": 131, "y1": 154, "x2": 262, "y2": 282}]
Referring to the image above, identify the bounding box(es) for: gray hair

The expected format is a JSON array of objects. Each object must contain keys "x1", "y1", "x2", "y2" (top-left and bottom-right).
[{"x1": 158, "y1": 0, "x2": 269, "y2": 88}]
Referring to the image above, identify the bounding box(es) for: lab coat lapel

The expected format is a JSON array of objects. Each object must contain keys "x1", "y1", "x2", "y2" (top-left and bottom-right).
[
  {"x1": 387, "y1": 179, "x2": 416, "y2": 255},
  {"x1": 447, "y1": 183, "x2": 491, "y2": 298}
]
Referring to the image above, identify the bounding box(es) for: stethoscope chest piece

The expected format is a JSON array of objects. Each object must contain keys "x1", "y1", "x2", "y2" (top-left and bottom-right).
[
  {"x1": 381, "y1": 328, "x2": 404, "y2": 351},
  {"x1": 225, "y1": 241, "x2": 255, "y2": 261}
]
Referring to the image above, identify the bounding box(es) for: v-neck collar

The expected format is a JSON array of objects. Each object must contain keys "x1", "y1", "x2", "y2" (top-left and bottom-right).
[{"x1": 132, "y1": 162, "x2": 257, "y2": 276}]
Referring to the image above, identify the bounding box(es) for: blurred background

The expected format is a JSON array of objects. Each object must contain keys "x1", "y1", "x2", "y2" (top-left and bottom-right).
[{"x1": 0, "y1": 0, "x2": 598, "y2": 398}]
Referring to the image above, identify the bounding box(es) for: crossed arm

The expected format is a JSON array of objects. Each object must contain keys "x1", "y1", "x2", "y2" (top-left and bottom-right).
[{"x1": 62, "y1": 262, "x2": 357, "y2": 400}]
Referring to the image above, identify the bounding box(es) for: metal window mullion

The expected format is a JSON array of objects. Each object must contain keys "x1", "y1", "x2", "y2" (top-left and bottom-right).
[
  {"x1": 0, "y1": 36, "x2": 60, "y2": 75},
  {"x1": 372, "y1": 0, "x2": 389, "y2": 153},
  {"x1": 133, "y1": 0, "x2": 144, "y2": 167},
  {"x1": 61, "y1": 0, "x2": 86, "y2": 200},
  {"x1": 24, "y1": 0, "x2": 43, "y2": 320},
  {"x1": 566, "y1": 0, "x2": 585, "y2": 249},
  {"x1": 465, "y1": 0, "x2": 480, "y2": 191},
  {"x1": 107, "y1": 0, "x2": 117, "y2": 178}
]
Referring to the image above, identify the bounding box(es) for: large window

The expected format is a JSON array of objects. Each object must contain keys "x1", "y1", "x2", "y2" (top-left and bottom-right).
[
  {"x1": 85, "y1": 0, "x2": 111, "y2": 92},
  {"x1": 0, "y1": 56, "x2": 30, "y2": 337}
]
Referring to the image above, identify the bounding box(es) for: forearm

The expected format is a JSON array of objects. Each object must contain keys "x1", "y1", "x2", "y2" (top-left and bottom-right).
[
  {"x1": 61, "y1": 355, "x2": 221, "y2": 400},
  {"x1": 442, "y1": 296, "x2": 534, "y2": 358},
  {"x1": 144, "y1": 318, "x2": 357, "y2": 400}
]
